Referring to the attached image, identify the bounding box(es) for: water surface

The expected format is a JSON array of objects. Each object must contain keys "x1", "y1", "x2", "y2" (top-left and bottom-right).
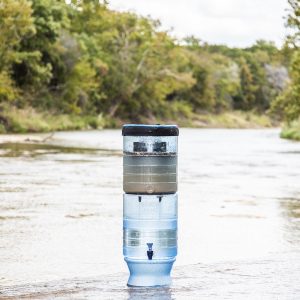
[{"x1": 0, "y1": 129, "x2": 300, "y2": 299}]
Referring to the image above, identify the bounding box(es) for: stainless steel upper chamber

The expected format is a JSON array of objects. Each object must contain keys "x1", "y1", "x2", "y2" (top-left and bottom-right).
[{"x1": 123, "y1": 125, "x2": 179, "y2": 194}]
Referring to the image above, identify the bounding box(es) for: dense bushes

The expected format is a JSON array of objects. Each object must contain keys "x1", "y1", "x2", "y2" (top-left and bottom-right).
[
  {"x1": 270, "y1": 0, "x2": 300, "y2": 140},
  {"x1": 0, "y1": 0, "x2": 293, "y2": 132}
]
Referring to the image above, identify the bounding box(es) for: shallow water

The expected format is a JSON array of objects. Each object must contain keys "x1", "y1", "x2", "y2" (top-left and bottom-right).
[{"x1": 0, "y1": 129, "x2": 300, "y2": 299}]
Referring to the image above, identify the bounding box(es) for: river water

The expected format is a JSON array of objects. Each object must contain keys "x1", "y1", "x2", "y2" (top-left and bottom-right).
[{"x1": 0, "y1": 129, "x2": 300, "y2": 299}]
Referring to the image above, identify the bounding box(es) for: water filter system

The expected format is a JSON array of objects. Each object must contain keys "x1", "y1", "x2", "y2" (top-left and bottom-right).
[{"x1": 122, "y1": 124, "x2": 179, "y2": 286}]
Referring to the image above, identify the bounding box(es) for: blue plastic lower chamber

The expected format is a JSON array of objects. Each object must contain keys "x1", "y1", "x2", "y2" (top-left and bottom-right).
[{"x1": 123, "y1": 194, "x2": 178, "y2": 286}]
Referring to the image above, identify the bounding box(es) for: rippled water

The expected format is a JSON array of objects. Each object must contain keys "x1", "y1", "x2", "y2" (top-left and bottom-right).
[{"x1": 0, "y1": 129, "x2": 300, "y2": 299}]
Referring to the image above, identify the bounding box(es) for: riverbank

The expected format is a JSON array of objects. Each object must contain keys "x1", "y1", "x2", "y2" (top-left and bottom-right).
[
  {"x1": 0, "y1": 106, "x2": 109, "y2": 134},
  {"x1": 280, "y1": 119, "x2": 300, "y2": 141},
  {"x1": 180, "y1": 111, "x2": 275, "y2": 128},
  {"x1": 0, "y1": 106, "x2": 277, "y2": 135}
]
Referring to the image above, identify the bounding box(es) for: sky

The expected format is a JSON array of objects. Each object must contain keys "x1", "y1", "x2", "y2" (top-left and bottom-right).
[{"x1": 108, "y1": 0, "x2": 289, "y2": 48}]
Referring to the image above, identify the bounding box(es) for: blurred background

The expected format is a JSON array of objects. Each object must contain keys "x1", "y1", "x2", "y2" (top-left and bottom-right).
[
  {"x1": 0, "y1": 1, "x2": 300, "y2": 299},
  {"x1": 0, "y1": 0, "x2": 299, "y2": 138}
]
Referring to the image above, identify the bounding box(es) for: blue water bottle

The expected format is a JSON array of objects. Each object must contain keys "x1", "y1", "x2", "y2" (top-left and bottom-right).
[{"x1": 122, "y1": 124, "x2": 179, "y2": 286}]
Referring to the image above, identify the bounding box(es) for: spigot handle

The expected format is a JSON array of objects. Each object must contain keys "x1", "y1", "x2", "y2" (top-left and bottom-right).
[
  {"x1": 147, "y1": 243, "x2": 154, "y2": 260},
  {"x1": 147, "y1": 243, "x2": 153, "y2": 251}
]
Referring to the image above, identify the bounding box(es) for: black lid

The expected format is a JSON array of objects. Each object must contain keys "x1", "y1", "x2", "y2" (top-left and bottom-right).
[{"x1": 122, "y1": 124, "x2": 179, "y2": 136}]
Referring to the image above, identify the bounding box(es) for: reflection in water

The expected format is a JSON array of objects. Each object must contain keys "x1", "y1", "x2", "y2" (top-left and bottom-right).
[
  {"x1": 281, "y1": 198, "x2": 300, "y2": 246},
  {"x1": 127, "y1": 287, "x2": 173, "y2": 300},
  {"x1": 1, "y1": 129, "x2": 300, "y2": 299},
  {"x1": 282, "y1": 198, "x2": 300, "y2": 219},
  {"x1": 0, "y1": 142, "x2": 121, "y2": 158},
  {"x1": 2, "y1": 256, "x2": 300, "y2": 299}
]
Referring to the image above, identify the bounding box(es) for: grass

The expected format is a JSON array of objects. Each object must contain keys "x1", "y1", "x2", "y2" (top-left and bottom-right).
[
  {"x1": 191, "y1": 111, "x2": 274, "y2": 128},
  {"x1": 159, "y1": 110, "x2": 275, "y2": 129},
  {"x1": 280, "y1": 119, "x2": 300, "y2": 141},
  {"x1": 0, "y1": 106, "x2": 109, "y2": 133},
  {"x1": 0, "y1": 105, "x2": 276, "y2": 134}
]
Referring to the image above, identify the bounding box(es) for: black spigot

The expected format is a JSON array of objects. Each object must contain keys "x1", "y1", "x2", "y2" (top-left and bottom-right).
[{"x1": 147, "y1": 243, "x2": 154, "y2": 260}]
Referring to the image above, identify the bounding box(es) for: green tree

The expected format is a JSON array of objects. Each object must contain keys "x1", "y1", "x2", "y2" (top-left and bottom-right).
[
  {"x1": 272, "y1": 51, "x2": 300, "y2": 121},
  {"x1": 234, "y1": 58, "x2": 257, "y2": 110},
  {"x1": 0, "y1": 0, "x2": 35, "y2": 102},
  {"x1": 286, "y1": 0, "x2": 300, "y2": 47},
  {"x1": 0, "y1": 0, "x2": 291, "y2": 131},
  {"x1": 271, "y1": 0, "x2": 300, "y2": 122},
  {"x1": 71, "y1": 1, "x2": 194, "y2": 119},
  {"x1": 178, "y1": 50, "x2": 215, "y2": 111},
  {"x1": 12, "y1": 0, "x2": 70, "y2": 104}
]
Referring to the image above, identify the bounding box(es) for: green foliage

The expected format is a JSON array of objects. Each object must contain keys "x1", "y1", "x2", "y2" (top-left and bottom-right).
[
  {"x1": 0, "y1": 71, "x2": 19, "y2": 102},
  {"x1": 281, "y1": 119, "x2": 300, "y2": 140},
  {"x1": 235, "y1": 58, "x2": 257, "y2": 110},
  {"x1": 0, "y1": 105, "x2": 107, "y2": 133},
  {"x1": 0, "y1": 0, "x2": 291, "y2": 132},
  {"x1": 12, "y1": 0, "x2": 70, "y2": 96},
  {"x1": 0, "y1": 0, "x2": 35, "y2": 69},
  {"x1": 286, "y1": 0, "x2": 300, "y2": 47},
  {"x1": 272, "y1": 0, "x2": 300, "y2": 134},
  {"x1": 0, "y1": 0, "x2": 35, "y2": 106},
  {"x1": 272, "y1": 51, "x2": 300, "y2": 121}
]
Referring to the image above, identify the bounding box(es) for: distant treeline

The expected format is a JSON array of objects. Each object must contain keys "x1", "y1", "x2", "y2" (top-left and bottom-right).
[{"x1": 0, "y1": 0, "x2": 297, "y2": 128}]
